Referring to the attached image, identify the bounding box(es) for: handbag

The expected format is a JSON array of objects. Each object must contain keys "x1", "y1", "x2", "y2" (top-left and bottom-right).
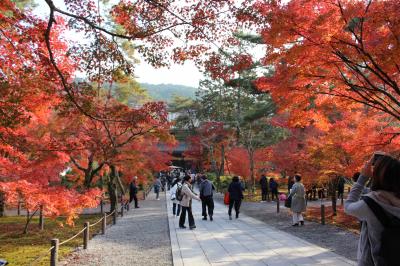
[
  {"x1": 224, "y1": 192, "x2": 230, "y2": 205},
  {"x1": 284, "y1": 194, "x2": 292, "y2": 208}
]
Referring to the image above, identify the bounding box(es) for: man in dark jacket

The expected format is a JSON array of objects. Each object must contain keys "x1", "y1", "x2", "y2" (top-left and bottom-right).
[
  {"x1": 269, "y1": 178, "x2": 279, "y2": 201},
  {"x1": 199, "y1": 174, "x2": 215, "y2": 221},
  {"x1": 129, "y1": 177, "x2": 139, "y2": 208},
  {"x1": 228, "y1": 176, "x2": 244, "y2": 220},
  {"x1": 259, "y1": 174, "x2": 269, "y2": 202}
]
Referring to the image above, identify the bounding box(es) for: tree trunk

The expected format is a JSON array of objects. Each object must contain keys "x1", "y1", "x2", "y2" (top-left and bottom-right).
[
  {"x1": 219, "y1": 145, "x2": 225, "y2": 177},
  {"x1": 0, "y1": 192, "x2": 5, "y2": 217},
  {"x1": 249, "y1": 148, "x2": 255, "y2": 197},
  {"x1": 209, "y1": 145, "x2": 219, "y2": 184},
  {"x1": 23, "y1": 208, "x2": 39, "y2": 234},
  {"x1": 108, "y1": 181, "x2": 117, "y2": 213},
  {"x1": 84, "y1": 169, "x2": 92, "y2": 188},
  {"x1": 108, "y1": 165, "x2": 124, "y2": 212},
  {"x1": 331, "y1": 195, "x2": 337, "y2": 216}
]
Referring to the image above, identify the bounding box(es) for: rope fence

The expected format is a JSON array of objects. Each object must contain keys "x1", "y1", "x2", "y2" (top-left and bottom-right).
[
  {"x1": 28, "y1": 247, "x2": 54, "y2": 266},
  {"x1": 89, "y1": 217, "x2": 103, "y2": 228},
  {"x1": 106, "y1": 209, "x2": 116, "y2": 218},
  {"x1": 26, "y1": 192, "x2": 142, "y2": 266},
  {"x1": 59, "y1": 228, "x2": 86, "y2": 246}
]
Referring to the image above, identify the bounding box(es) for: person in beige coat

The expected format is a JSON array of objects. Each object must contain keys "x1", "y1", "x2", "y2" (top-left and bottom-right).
[
  {"x1": 289, "y1": 174, "x2": 306, "y2": 226},
  {"x1": 179, "y1": 175, "x2": 200, "y2": 229}
]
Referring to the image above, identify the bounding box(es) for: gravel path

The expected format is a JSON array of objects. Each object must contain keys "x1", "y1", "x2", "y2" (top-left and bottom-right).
[
  {"x1": 214, "y1": 193, "x2": 359, "y2": 261},
  {"x1": 61, "y1": 192, "x2": 172, "y2": 266}
]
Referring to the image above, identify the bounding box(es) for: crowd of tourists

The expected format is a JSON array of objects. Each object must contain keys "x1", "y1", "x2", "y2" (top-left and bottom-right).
[{"x1": 134, "y1": 151, "x2": 400, "y2": 266}]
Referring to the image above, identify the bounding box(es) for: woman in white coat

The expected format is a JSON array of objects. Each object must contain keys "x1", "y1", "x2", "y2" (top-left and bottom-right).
[
  {"x1": 170, "y1": 178, "x2": 181, "y2": 216},
  {"x1": 289, "y1": 174, "x2": 307, "y2": 226}
]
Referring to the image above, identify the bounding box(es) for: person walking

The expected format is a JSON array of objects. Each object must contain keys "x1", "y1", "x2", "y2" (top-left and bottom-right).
[
  {"x1": 345, "y1": 153, "x2": 400, "y2": 266},
  {"x1": 289, "y1": 174, "x2": 307, "y2": 226},
  {"x1": 259, "y1": 174, "x2": 269, "y2": 202},
  {"x1": 170, "y1": 178, "x2": 181, "y2": 216},
  {"x1": 228, "y1": 176, "x2": 244, "y2": 220},
  {"x1": 129, "y1": 176, "x2": 139, "y2": 208},
  {"x1": 179, "y1": 175, "x2": 200, "y2": 229},
  {"x1": 337, "y1": 176, "x2": 345, "y2": 202},
  {"x1": 199, "y1": 175, "x2": 215, "y2": 221},
  {"x1": 154, "y1": 177, "x2": 162, "y2": 200},
  {"x1": 269, "y1": 178, "x2": 279, "y2": 201}
]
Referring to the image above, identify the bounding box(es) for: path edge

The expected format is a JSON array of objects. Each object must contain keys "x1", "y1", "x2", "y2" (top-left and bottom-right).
[{"x1": 166, "y1": 191, "x2": 184, "y2": 266}]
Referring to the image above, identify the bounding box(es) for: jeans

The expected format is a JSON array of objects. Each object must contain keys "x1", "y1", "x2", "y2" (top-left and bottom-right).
[
  {"x1": 271, "y1": 189, "x2": 278, "y2": 201},
  {"x1": 130, "y1": 194, "x2": 138, "y2": 208},
  {"x1": 173, "y1": 203, "x2": 181, "y2": 216},
  {"x1": 201, "y1": 196, "x2": 214, "y2": 218},
  {"x1": 261, "y1": 188, "x2": 269, "y2": 201},
  {"x1": 179, "y1": 206, "x2": 195, "y2": 227},
  {"x1": 228, "y1": 199, "x2": 241, "y2": 217}
]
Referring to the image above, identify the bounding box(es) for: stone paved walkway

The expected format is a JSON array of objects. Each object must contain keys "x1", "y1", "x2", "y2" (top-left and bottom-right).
[
  {"x1": 167, "y1": 191, "x2": 357, "y2": 266},
  {"x1": 61, "y1": 191, "x2": 172, "y2": 266}
]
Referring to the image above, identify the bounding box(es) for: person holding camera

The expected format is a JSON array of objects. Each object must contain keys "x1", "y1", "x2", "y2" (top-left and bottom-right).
[{"x1": 345, "y1": 152, "x2": 400, "y2": 266}]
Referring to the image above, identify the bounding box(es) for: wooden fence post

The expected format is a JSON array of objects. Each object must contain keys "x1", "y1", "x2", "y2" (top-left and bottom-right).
[
  {"x1": 321, "y1": 204, "x2": 325, "y2": 225},
  {"x1": 100, "y1": 200, "x2": 104, "y2": 215},
  {"x1": 39, "y1": 205, "x2": 44, "y2": 230},
  {"x1": 50, "y1": 238, "x2": 59, "y2": 266},
  {"x1": 102, "y1": 213, "x2": 106, "y2": 235},
  {"x1": 83, "y1": 222, "x2": 89, "y2": 249},
  {"x1": 276, "y1": 199, "x2": 280, "y2": 213},
  {"x1": 113, "y1": 210, "x2": 117, "y2": 224}
]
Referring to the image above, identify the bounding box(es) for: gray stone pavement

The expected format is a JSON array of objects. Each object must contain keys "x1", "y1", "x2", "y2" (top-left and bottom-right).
[
  {"x1": 61, "y1": 191, "x2": 172, "y2": 266},
  {"x1": 167, "y1": 190, "x2": 357, "y2": 266},
  {"x1": 212, "y1": 193, "x2": 359, "y2": 261}
]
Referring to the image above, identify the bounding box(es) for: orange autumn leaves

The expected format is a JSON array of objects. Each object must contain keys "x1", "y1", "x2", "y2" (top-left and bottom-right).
[
  {"x1": 195, "y1": 0, "x2": 400, "y2": 184},
  {"x1": 0, "y1": 0, "x2": 174, "y2": 224}
]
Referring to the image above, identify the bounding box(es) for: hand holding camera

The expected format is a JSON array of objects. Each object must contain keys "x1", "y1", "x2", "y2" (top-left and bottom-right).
[{"x1": 361, "y1": 151, "x2": 386, "y2": 179}]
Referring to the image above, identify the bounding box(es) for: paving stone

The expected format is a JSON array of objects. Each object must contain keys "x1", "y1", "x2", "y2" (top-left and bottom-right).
[{"x1": 168, "y1": 189, "x2": 357, "y2": 266}]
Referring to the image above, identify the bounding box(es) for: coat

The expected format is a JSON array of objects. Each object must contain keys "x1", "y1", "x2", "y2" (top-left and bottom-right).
[
  {"x1": 228, "y1": 181, "x2": 244, "y2": 201},
  {"x1": 129, "y1": 182, "x2": 138, "y2": 195},
  {"x1": 269, "y1": 180, "x2": 278, "y2": 191},
  {"x1": 154, "y1": 179, "x2": 162, "y2": 193},
  {"x1": 180, "y1": 183, "x2": 200, "y2": 207},
  {"x1": 199, "y1": 179, "x2": 214, "y2": 198},
  {"x1": 259, "y1": 176, "x2": 268, "y2": 190},
  {"x1": 345, "y1": 174, "x2": 400, "y2": 266},
  {"x1": 289, "y1": 182, "x2": 306, "y2": 213},
  {"x1": 170, "y1": 183, "x2": 181, "y2": 204}
]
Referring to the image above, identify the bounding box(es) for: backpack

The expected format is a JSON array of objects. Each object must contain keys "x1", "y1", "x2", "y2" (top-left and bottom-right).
[
  {"x1": 363, "y1": 196, "x2": 400, "y2": 265},
  {"x1": 175, "y1": 184, "x2": 184, "y2": 201}
]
